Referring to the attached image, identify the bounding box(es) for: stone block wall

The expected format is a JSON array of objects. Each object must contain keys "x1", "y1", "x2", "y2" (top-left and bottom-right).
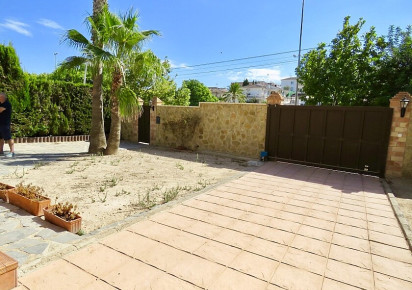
[
  {"x1": 152, "y1": 102, "x2": 267, "y2": 158},
  {"x1": 386, "y1": 92, "x2": 412, "y2": 177},
  {"x1": 121, "y1": 115, "x2": 139, "y2": 142}
]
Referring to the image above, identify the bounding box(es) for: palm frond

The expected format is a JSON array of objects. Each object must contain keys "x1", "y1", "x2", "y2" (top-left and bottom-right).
[
  {"x1": 59, "y1": 56, "x2": 89, "y2": 70},
  {"x1": 63, "y1": 29, "x2": 90, "y2": 49},
  {"x1": 117, "y1": 86, "x2": 141, "y2": 117}
]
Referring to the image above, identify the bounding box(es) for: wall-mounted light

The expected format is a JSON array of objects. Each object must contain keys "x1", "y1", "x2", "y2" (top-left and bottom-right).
[
  {"x1": 149, "y1": 100, "x2": 155, "y2": 111},
  {"x1": 400, "y1": 97, "x2": 410, "y2": 117}
]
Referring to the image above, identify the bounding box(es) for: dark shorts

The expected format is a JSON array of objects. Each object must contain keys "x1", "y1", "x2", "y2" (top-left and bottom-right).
[{"x1": 0, "y1": 125, "x2": 11, "y2": 140}]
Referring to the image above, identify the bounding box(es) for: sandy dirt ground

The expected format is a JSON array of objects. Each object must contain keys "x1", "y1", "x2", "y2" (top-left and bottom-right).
[{"x1": 2, "y1": 146, "x2": 253, "y2": 233}]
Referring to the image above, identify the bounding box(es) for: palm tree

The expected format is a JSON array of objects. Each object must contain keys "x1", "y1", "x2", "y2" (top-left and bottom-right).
[
  {"x1": 222, "y1": 82, "x2": 246, "y2": 103},
  {"x1": 62, "y1": 7, "x2": 159, "y2": 155},
  {"x1": 89, "y1": 0, "x2": 108, "y2": 154},
  {"x1": 99, "y1": 9, "x2": 159, "y2": 154}
]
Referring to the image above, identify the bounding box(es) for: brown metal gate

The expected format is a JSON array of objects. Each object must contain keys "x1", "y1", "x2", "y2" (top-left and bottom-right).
[
  {"x1": 138, "y1": 105, "x2": 151, "y2": 143},
  {"x1": 265, "y1": 105, "x2": 393, "y2": 177}
]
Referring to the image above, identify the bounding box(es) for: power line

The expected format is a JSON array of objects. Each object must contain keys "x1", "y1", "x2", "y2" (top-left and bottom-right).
[
  {"x1": 175, "y1": 60, "x2": 297, "y2": 77},
  {"x1": 171, "y1": 47, "x2": 317, "y2": 70}
]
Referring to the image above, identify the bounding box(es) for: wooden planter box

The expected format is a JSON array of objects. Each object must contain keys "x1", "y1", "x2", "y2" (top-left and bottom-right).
[
  {"x1": 44, "y1": 208, "x2": 82, "y2": 233},
  {"x1": 7, "y1": 189, "x2": 50, "y2": 216},
  {"x1": 0, "y1": 183, "x2": 14, "y2": 202},
  {"x1": 0, "y1": 251, "x2": 18, "y2": 290}
]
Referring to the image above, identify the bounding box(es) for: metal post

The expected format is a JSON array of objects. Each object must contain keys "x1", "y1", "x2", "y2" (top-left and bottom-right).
[{"x1": 295, "y1": 0, "x2": 305, "y2": 105}]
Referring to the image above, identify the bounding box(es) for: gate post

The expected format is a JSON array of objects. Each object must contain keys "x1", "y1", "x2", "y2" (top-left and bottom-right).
[{"x1": 386, "y1": 92, "x2": 412, "y2": 177}]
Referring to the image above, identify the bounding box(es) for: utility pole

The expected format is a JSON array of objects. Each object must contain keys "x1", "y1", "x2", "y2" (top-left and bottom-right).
[{"x1": 295, "y1": 0, "x2": 305, "y2": 105}]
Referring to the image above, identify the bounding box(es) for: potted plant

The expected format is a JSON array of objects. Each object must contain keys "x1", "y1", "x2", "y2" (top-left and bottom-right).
[
  {"x1": 8, "y1": 183, "x2": 50, "y2": 216},
  {"x1": 44, "y1": 202, "x2": 82, "y2": 233},
  {"x1": 0, "y1": 182, "x2": 14, "y2": 202}
]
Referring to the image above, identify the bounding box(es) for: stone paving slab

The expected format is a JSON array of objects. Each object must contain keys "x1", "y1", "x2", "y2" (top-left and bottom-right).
[{"x1": 16, "y1": 162, "x2": 412, "y2": 289}]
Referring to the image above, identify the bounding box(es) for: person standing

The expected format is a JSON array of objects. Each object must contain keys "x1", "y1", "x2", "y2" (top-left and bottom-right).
[{"x1": 0, "y1": 92, "x2": 15, "y2": 157}]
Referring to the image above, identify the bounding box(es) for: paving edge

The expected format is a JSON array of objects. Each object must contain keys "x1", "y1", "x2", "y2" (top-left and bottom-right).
[
  {"x1": 18, "y1": 167, "x2": 254, "y2": 275},
  {"x1": 381, "y1": 179, "x2": 412, "y2": 251}
]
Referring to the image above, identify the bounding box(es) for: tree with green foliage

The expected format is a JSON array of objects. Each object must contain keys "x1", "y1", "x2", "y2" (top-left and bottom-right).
[
  {"x1": 242, "y1": 79, "x2": 249, "y2": 86},
  {"x1": 373, "y1": 26, "x2": 412, "y2": 105},
  {"x1": 222, "y1": 82, "x2": 246, "y2": 103},
  {"x1": 163, "y1": 82, "x2": 191, "y2": 106},
  {"x1": 297, "y1": 16, "x2": 386, "y2": 106},
  {"x1": 126, "y1": 51, "x2": 176, "y2": 105},
  {"x1": 183, "y1": 79, "x2": 218, "y2": 106}
]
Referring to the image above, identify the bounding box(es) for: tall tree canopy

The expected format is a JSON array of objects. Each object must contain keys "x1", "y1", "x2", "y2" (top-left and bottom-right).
[
  {"x1": 183, "y1": 79, "x2": 218, "y2": 106},
  {"x1": 222, "y1": 82, "x2": 246, "y2": 103},
  {"x1": 297, "y1": 17, "x2": 411, "y2": 106}
]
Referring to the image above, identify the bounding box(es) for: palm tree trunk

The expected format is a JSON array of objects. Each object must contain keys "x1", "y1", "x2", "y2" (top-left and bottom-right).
[
  {"x1": 104, "y1": 71, "x2": 122, "y2": 155},
  {"x1": 88, "y1": 0, "x2": 108, "y2": 154}
]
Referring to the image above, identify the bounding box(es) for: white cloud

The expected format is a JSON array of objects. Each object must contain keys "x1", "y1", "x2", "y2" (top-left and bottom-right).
[
  {"x1": 0, "y1": 19, "x2": 32, "y2": 36},
  {"x1": 226, "y1": 67, "x2": 283, "y2": 84},
  {"x1": 37, "y1": 18, "x2": 64, "y2": 30},
  {"x1": 169, "y1": 60, "x2": 190, "y2": 69}
]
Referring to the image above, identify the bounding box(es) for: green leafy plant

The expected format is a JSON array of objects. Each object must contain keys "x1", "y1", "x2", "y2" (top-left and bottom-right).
[
  {"x1": 14, "y1": 183, "x2": 47, "y2": 201},
  {"x1": 49, "y1": 202, "x2": 80, "y2": 221}
]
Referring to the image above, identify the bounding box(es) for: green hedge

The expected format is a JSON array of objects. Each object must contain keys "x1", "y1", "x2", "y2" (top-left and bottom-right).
[{"x1": 1, "y1": 43, "x2": 111, "y2": 138}]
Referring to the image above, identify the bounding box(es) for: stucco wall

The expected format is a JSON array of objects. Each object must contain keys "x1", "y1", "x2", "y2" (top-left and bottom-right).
[{"x1": 152, "y1": 102, "x2": 267, "y2": 158}]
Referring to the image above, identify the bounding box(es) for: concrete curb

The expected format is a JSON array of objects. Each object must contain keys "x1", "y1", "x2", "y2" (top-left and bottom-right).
[{"x1": 381, "y1": 179, "x2": 412, "y2": 251}]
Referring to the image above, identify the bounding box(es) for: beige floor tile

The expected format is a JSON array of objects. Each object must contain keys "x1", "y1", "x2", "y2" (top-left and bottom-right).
[
  {"x1": 242, "y1": 212, "x2": 273, "y2": 225},
  {"x1": 325, "y1": 259, "x2": 374, "y2": 290},
  {"x1": 338, "y1": 208, "x2": 367, "y2": 220},
  {"x1": 329, "y1": 244, "x2": 372, "y2": 270},
  {"x1": 266, "y1": 283, "x2": 284, "y2": 290},
  {"x1": 339, "y1": 202, "x2": 366, "y2": 213},
  {"x1": 291, "y1": 235, "x2": 330, "y2": 257},
  {"x1": 331, "y1": 233, "x2": 370, "y2": 253},
  {"x1": 19, "y1": 260, "x2": 104, "y2": 290},
  {"x1": 231, "y1": 220, "x2": 266, "y2": 236},
  {"x1": 150, "y1": 211, "x2": 196, "y2": 229},
  {"x1": 258, "y1": 227, "x2": 295, "y2": 245},
  {"x1": 208, "y1": 268, "x2": 267, "y2": 290},
  {"x1": 171, "y1": 205, "x2": 209, "y2": 220},
  {"x1": 103, "y1": 257, "x2": 163, "y2": 289},
  {"x1": 336, "y1": 215, "x2": 368, "y2": 229},
  {"x1": 214, "y1": 228, "x2": 255, "y2": 249},
  {"x1": 149, "y1": 273, "x2": 201, "y2": 290},
  {"x1": 366, "y1": 202, "x2": 393, "y2": 213},
  {"x1": 82, "y1": 280, "x2": 117, "y2": 290},
  {"x1": 250, "y1": 205, "x2": 283, "y2": 217},
  {"x1": 303, "y1": 216, "x2": 335, "y2": 232},
  {"x1": 129, "y1": 221, "x2": 207, "y2": 253},
  {"x1": 372, "y1": 255, "x2": 412, "y2": 282},
  {"x1": 334, "y1": 223, "x2": 368, "y2": 239},
  {"x1": 370, "y1": 241, "x2": 412, "y2": 264},
  {"x1": 368, "y1": 230, "x2": 409, "y2": 249},
  {"x1": 167, "y1": 252, "x2": 226, "y2": 288},
  {"x1": 282, "y1": 247, "x2": 327, "y2": 275},
  {"x1": 311, "y1": 203, "x2": 339, "y2": 215},
  {"x1": 101, "y1": 230, "x2": 158, "y2": 259},
  {"x1": 229, "y1": 250, "x2": 278, "y2": 281},
  {"x1": 64, "y1": 243, "x2": 132, "y2": 278},
  {"x1": 282, "y1": 204, "x2": 310, "y2": 216},
  {"x1": 277, "y1": 210, "x2": 306, "y2": 223},
  {"x1": 202, "y1": 212, "x2": 237, "y2": 228},
  {"x1": 271, "y1": 263, "x2": 323, "y2": 290},
  {"x1": 374, "y1": 272, "x2": 412, "y2": 290},
  {"x1": 366, "y1": 207, "x2": 396, "y2": 219},
  {"x1": 193, "y1": 239, "x2": 242, "y2": 266},
  {"x1": 267, "y1": 217, "x2": 301, "y2": 233},
  {"x1": 321, "y1": 278, "x2": 360, "y2": 290},
  {"x1": 186, "y1": 220, "x2": 223, "y2": 239},
  {"x1": 367, "y1": 214, "x2": 399, "y2": 227},
  {"x1": 246, "y1": 237, "x2": 288, "y2": 261},
  {"x1": 297, "y1": 224, "x2": 333, "y2": 242},
  {"x1": 367, "y1": 221, "x2": 404, "y2": 237}
]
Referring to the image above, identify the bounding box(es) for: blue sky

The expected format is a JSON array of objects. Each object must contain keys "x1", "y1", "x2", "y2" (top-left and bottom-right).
[{"x1": 0, "y1": 0, "x2": 411, "y2": 88}]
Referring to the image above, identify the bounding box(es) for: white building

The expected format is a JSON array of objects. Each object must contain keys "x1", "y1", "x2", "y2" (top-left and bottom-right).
[
  {"x1": 209, "y1": 87, "x2": 227, "y2": 98},
  {"x1": 239, "y1": 81, "x2": 282, "y2": 103},
  {"x1": 280, "y1": 77, "x2": 305, "y2": 105}
]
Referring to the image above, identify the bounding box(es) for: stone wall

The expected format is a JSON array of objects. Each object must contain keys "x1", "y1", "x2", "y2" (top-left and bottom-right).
[
  {"x1": 152, "y1": 102, "x2": 267, "y2": 158},
  {"x1": 386, "y1": 92, "x2": 412, "y2": 177},
  {"x1": 121, "y1": 116, "x2": 139, "y2": 143}
]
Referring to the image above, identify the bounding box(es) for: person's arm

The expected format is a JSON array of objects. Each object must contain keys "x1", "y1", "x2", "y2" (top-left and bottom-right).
[{"x1": 0, "y1": 107, "x2": 5, "y2": 113}]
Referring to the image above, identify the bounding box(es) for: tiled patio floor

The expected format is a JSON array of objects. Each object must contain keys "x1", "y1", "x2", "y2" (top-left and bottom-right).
[{"x1": 17, "y1": 162, "x2": 412, "y2": 289}]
